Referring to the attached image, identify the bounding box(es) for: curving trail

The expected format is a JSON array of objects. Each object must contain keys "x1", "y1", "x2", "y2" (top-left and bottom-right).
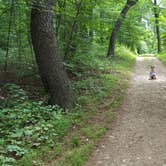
[{"x1": 85, "y1": 57, "x2": 166, "y2": 166}]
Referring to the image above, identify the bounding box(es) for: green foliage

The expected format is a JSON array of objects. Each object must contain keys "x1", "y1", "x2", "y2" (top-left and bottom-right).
[
  {"x1": 52, "y1": 45, "x2": 136, "y2": 166},
  {"x1": 1, "y1": 84, "x2": 28, "y2": 108},
  {"x1": 0, "y1": 44, "x2": 137, "y2": 165},
  {"x1": 70, "y1": 135, "x2": 80, "y2": 148},
  {"x1": 159, "y1": 5, "x2": 166, "y2": 51},
  {"x1": 6, "y1": 145, "x2": 27, "y2": 157},
  {"x1": 0, "y1": 0, "x2": 155, "y2": 71},
  {"x1": 158, "y1": 53, "x2": 166, "y2": 64},
  {"x1": 0, "y1": 0, "x2": 144, "y2": 165},
  {"x1": 115, "y1": 45, "x2": 136, "y2": 69},
  {"x1": 56, "y1": 144, "x2": 93, "y2": 166},
  {"x1": 0, "y1": 155, "x2": 16, "y2": 166},
  {"x1": 0, "y1": 95, "x2": 76, "y2": 165},
  {"x1": 81, "y1": 126, "x2": 106, "y2": 140}
]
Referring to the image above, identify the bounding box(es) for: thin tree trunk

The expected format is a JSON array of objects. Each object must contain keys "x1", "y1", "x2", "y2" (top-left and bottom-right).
[
  {"x1": 88, "y1": 2, "x2": 94, "y2": 42},
  {"x1": 107, "y1": 0, "x2": 138, "y2": 58},
  {"x1": 153, "y1": 0, "x2": 161, "y2": 53},
  {"x1": 31, "y1": 0, "x2": 74, "y2": 108},
  {"x1": 64, "y1": 0, "x2": 83, "y2": 60},
  {"x1": 25, "y1": 7, "x2": 34, "y2": 63},
  {"x1": 4, "y1": 0, "x2": 14, "y2": 72},
  {"x1": 16, "y1": 5, "x2": 22, "y2": 65},
  {"x1": 55, "y1": 0, "x2": 66, "y2": 36}
]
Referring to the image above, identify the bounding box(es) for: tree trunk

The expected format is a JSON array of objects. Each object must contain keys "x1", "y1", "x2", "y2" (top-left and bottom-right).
[
  {"x1": 16, "y1": 5, "x2": 22, "y2": 66},
  {"x1": 55, "y1": 0, "x2": 66, "y2": 36},
  {"x1": 107, "y1": 0, "x2": 138, "y2": 58},
  {"x1": 4, "y1": 0, "x2": 14, "y2": 72},
  {"x1": 25, "y1": 3, "x2": 34, "y2": 63},
  {"x1": 64, "y1": 0, "x2": 83, "y2": 60},
  {"x1": 30, "y1": 0, "x2": 74, "y2": 108},
  {"x1": 153, "y1": 0, "x2": 161, "y2": 53}
]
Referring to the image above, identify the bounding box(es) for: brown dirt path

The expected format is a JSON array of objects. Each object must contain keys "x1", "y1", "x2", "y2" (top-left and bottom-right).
[{"x1": 85, "y1": 57, "x2": 166, "y2": 166}]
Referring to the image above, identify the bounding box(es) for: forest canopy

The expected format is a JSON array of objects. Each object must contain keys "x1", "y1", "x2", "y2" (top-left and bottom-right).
[{"x1": 0, "y1": 0, "x2": 165, "y2": 66}]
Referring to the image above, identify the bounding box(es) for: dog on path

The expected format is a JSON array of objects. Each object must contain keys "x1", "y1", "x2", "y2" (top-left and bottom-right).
[{"x1": 149, "y1": 66, "x2": 157, "y2": 80}]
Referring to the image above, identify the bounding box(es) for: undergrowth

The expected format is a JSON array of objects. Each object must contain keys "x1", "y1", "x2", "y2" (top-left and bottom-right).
[
  {"x1": 0, "y1": 45, "x2": 136, "y2": 166},
  {"x1": 158, "y1": 52, "x2": 166, "y2": 65}
]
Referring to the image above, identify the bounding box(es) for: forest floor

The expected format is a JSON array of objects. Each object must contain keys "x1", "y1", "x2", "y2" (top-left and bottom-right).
[{"x1": 85, "y1": 57, "x2": 166, "y2": 166}]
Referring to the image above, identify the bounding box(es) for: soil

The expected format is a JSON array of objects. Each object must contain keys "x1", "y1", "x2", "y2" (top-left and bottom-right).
[{"x1": 85, "y1": 57, "x2": 166, "y2": 166}]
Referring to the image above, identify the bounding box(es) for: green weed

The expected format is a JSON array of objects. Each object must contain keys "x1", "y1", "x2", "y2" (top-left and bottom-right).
[
  {"x1": 55, "y1": 144, "x2": 93, "y2": 166},
  {"x1": 81, "y1": 126, "x2": 106, "y2": 141}
]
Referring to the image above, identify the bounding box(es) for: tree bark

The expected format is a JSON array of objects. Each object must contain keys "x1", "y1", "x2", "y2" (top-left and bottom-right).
[
  {"x1": 30, "y1": 0, "x2": 74, "y2": 108},
  {"x1": 153, "y1": 0, "x2": 161, "y2": 53},
  {"x1": 107, "y1": 0, "x2": 138, "y2": 58}
]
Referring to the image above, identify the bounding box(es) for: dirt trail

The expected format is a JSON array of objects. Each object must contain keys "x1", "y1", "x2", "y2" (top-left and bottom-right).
[{"x1": 85, "y1": 57, "x2": 166, "y2": 166}]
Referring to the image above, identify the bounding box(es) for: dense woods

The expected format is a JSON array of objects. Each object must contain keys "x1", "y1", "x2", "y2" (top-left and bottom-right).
[{"x1": 0, "y1": 0, "x2": 166, "y2": 165}]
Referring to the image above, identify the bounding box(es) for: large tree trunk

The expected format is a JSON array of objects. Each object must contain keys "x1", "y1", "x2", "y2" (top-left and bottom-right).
[
  {"x1": 30, "y1": 0, "x2": 74, "y2": 108},
  {"x1": 107, "y1": 0, "x2": 138, "y2": 58},
  {"x1": 153, "y1": 0, "x2": 161, "y2": 53}
]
